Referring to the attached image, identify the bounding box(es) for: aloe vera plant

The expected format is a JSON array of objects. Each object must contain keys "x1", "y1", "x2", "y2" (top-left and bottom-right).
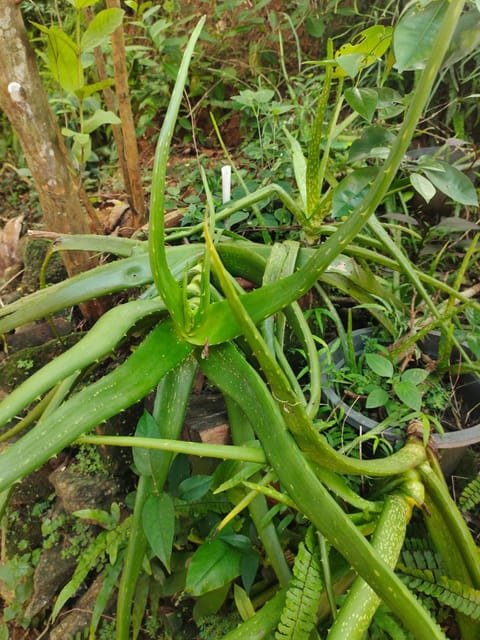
[{"x1": 1, "y1": 2, "x2": 479, "y2": 638}]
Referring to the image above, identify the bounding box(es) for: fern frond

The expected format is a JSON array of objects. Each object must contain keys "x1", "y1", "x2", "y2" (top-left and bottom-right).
[
  {"x1": 89, "y1": 552, "x2": 124, "y2": 639},
  {"x1": 398, "y1": 565, "x2": 480, "y2": 620},
  {"x1": 52, "y1": 517, "x2": 131, "y2": 620},
  {"x1": 459, "y1": 474, "x2": 480, "y2": 512},
  {"x1": 372, "y1": 604, "x2": 409, "y2": 640},
  {"x1": 275, "y1": 528, "x2": 324, "y2": 640},
  {"x1": 399, "y1": 542, "x2": 442, "y2": 577}
]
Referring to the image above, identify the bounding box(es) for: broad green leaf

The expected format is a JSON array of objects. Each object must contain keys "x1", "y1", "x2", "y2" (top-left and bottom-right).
[
  {"x1": 232, "y1": 89, "x2": 274, "y2": 108},
  {"x1": 376, "y1": 87, "x2": 405, "y2": 120},
  {"x1": 421, "y1": 160, "x2": 478, "y2": 206},
  {"x1": 344, "y1": 87, "x2": 378, "y2": 121},
  {"x1": 81, "y1": 8, "x2": 124, "y2": 52},
  {"x1": 433, "y1": 217, "x2": 480, "y2": 232},
  {"x1": 335, "y1": 53, "x2": 366, "y2": 78},
  {"x1": 410, "y1": 173, "x2": 436, "y2": 203},
  {"x1": 366, "y1": 387, "x2": 390, "y2": 409},
  {"x1": 401, "y1": 368, "x2": 429, "y2": 385},
  {"x1": 61, "y1": 127, "x2": 77, "y2": 138},
  {"x1": 365, "y1": 353, "x2": 394, "y2": 378},
  {"x1": 186, "y1": 536, "x2": 242, "y2": 596},
  {"x1": 44, "y1": 26, "x2": 82, "y2": 94},
  {"x1": 192, "y1": 584, "x2": 230, "y2": 621},
  {"x1": 76, "y1": 79, "x2": 115, "y2": 100},
  {"x1": 394, "y1": 0, "x2": 449, "y2": 71},
  {"x1": 331, "y1": 167, "x2": 378, "y2": 218},
  {"x1": 142, "y1": 492, "x2": 175, "y2": 572},
  {"x1": 349, "y1": 126, "x2": 395, "y2": 162},
  {"x1": 178, "y1": 475, "x2": 213, "y2": 501},
  {"x1": 394, "y1": 380, "x2": 422, "y2": 412},
  {"x1": 335, "y1": 25, "x2": 393, "y2": 77},
  {"x1": 72, "y1": 132, "x2": 92, "y2": 163},
  {"x1": 83, "y1": 109, "x2": 121, "y2": 134},
  {"x1": 73, "y1": 504, "x2": 120, "y2": 529},
  {"x1": 442, "y1": 12, "x2": 480, "y2": 68},
  {"x1": 220, "y1": 533, "x2": 252, "y2": 552},
  {"x1": 133, "y1": 411, "x2": 164, "y2": 477}
]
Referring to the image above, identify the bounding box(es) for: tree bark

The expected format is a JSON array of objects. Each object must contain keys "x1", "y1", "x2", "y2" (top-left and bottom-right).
[
  {"x1": 106, "y1": 0, "x2": 146, "y2": 227},
  {"x1": 0, "y1": 0, "x2": 100, "y2": 282}
]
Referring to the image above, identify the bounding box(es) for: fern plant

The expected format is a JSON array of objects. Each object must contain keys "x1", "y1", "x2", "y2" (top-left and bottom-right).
[
  {"x1": 276, "y1": 527, "x2": 324, "y2": 640},
  {"x1": 459, "y1": 473, "x2": 480, "y2": 512},
  {"x1": 397, "y1": 535, "x2": 480, "y2": 624}
]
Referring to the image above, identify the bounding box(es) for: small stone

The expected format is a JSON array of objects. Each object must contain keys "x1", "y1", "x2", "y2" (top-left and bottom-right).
[{"x1": 48, "y1": 467, "x2": 121, "y2": 514}]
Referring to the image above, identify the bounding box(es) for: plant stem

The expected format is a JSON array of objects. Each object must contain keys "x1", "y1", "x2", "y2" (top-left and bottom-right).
[
  {"x1": 76, "y1": 435, "x2": 266, "y2": 464},
  {"x1": 326, "y1": 492, "x2": 413, "y2": 639},
  {"x1": 201, "y1": 344, "x2": 446, "y2": 639}
]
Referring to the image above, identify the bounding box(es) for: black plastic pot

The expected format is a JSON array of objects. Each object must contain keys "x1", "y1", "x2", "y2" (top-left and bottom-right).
[{"x1": 321, "y1": 328, "x2": 480, "y2": 474}]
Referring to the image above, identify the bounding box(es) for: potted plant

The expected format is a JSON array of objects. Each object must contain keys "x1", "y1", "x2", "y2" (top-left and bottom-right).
[{"x1": 320, "y1": 326, "x2": 480, "y2": 474}]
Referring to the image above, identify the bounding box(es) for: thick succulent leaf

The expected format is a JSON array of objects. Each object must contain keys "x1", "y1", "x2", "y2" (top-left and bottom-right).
[{"x1": 0, "y1": 319, "x2": 193, "y2": 492}]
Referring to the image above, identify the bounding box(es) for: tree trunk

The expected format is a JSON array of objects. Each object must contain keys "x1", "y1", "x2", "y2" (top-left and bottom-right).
[
  {"x1": 0, "y1": 0, "x2": 100, "y2": 282},
  {"x1": 106, "y1": 0, "x2": 146, "y2": 227}
]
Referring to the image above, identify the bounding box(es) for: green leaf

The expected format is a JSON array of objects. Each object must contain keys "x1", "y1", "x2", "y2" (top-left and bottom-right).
[
  {"x1": 420, "y1": 159, "x2": 478, "y2": 206},
  {"x1": 142, "y1": 492, "x2": 175, "y2": 572},
  {"x1": 433, "y1": 217, "x2": 480, "y2": 232},
  {"x1": 284, "y1": 129, "x2": 307, "y2": 209},
  {"x1": 410, "y1": 173, "x2": 436, "y2": 203},
  {"x1": 148, "y1": 17, "x2": 205, "y2": 330},
  {"x1": 83, "y1": 109, "x2": 121, "y2": 133},
  {"x1": 72, "y1": 132, "x2": 92, "y2": 163},
  {"x1": 221, "y1": 533, "x2": 252, "y2": 552},
  {"x1": 394, "y1": 0, "x2": 449, "y2": 71},
  {"x1": 178, "y1": 475, "x2": 213, "y2": 501},
  {"x1": 0, "y1": 319, "x2": 193, "y2": 494},
  {"x1": 72, "y1": 0, "x2": 101, "y2": 8},
  {"x1": 234, "y1": 584, "x2": 256, "y2": 621},
  {"x1": 81, "y1": 8, "x2": 124, "y2": 52},
  {"x1": 376, "y1": 87, "x2": 405, "y2": 120},
  {"x1": 344, "y1": 87, "x2": 378, "y2": 121},
  {"x1": 76, "y1": 79, "x2": 115, "y2": 99},
  {"x1": 240, "y1": 551, "x2": 260, "y2": 593},
  {"x1": 44, "y1": 26, "x2": 82, "y2": 94},
  {"x1": 365, "y1": 353, "x2": 394, "y2": 378},
  {"x1": 335, "y1": 25, "x2": 393, "y2": 77},
  {"x1": 442, "y1": 12, "x2": 480, "y2": 68},
  {"x1": 186, "y1": 536, "x2": 242, "y2": 596},
  {"x1": 192, "y1": 584, "x2": 230, "y2": 622},
  {"x1": 331, "y1": 167, "x2": 378, "y2": 218},
  {"x1": 348, "y1": 126, "x2": 395, "y2": 162},
  {"x1": 232, "y1": 89, "x2": 274, "y2": 108},
  {"x1": 133, "y1": 411, "x2": 164, "y2": 477},
  {"x1": 401, "y1": 368, "x2": 429, "y2": 385},
  {"x1": 89, "y1": 554, "x2": 124, "y2": 639},
  {"x1": 73, "y1": 504, "x2": 120, "y2": 529},
  {"x1": 394, "y1": 380, "x2": 422, "y2": 412},
  {"x1": 366, "y1": 387, "x2": 390, "y2": 409}
]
